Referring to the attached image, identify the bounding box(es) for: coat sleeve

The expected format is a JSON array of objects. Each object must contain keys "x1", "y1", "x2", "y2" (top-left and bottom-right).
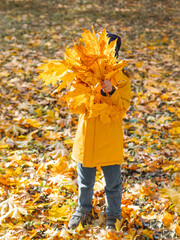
[
  {"x1": 66, "y1": 85, "x2": 87, "y2": 114},
  {"x1": 100, "y1": 72, "x2": 131, "y2": 114}
]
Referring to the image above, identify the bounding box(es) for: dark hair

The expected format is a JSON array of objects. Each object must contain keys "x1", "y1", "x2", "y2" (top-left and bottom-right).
[{"x1": 106, "y1": 31, "x2": 121, "y2": 58}]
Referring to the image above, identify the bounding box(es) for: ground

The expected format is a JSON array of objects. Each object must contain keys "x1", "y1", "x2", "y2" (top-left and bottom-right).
[{"x1": 0, "y1": 0, "x2": 179, "y2": 239}]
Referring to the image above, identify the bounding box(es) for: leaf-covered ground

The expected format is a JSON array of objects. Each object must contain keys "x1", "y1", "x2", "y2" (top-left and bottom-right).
[{"x1": 0, "y1": 0, "x2": 179, "y2": 239}]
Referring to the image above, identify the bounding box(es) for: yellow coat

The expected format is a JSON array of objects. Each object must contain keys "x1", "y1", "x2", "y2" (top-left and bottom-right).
[{"x1": 69, "y1": 70, "x2": 131, "y2": 168}]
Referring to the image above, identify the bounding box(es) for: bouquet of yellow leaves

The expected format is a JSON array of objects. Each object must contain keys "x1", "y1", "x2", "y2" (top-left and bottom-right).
[{"x1": 38, "y1": 27, "x2": 129, "y2": 124}]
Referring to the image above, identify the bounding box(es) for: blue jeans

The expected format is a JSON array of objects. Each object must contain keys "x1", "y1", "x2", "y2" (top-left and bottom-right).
[{"x1": 77, "y1": 162, "x2": 122, "y2": 217}]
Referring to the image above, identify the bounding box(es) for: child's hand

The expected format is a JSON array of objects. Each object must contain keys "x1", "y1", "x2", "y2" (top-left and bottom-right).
[{"x1": 101, "y1": 79, "x2": 113, "y2": 92}]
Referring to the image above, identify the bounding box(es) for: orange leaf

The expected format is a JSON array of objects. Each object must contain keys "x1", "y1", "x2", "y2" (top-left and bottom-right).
[
  {"x1": 162, "y1": 212, "x2": 173, "y2": 227},
  {"x1": 175, "y1": 224, "x2": 180, "y2": 237}
]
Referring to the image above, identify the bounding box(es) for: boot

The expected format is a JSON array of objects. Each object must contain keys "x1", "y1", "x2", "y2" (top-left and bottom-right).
[
  {"x1": 106, "y1": 215, "x2": 122, "y2": 230},
  {"x1": 68, "y1": 206, "x2": 91, "y2": 229}
]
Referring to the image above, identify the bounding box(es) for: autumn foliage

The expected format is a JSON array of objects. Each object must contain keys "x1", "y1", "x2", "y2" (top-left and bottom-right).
[
  {"x1": 0, "y1": 0, "x2": 179, "y2": 239},
  {"x1": 38, "y1": 27, "x2": 129, "y2": 124}
]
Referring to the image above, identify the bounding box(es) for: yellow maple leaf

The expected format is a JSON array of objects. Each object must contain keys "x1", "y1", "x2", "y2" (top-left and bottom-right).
[
  {"x1": 0, "y1": 144, "x2": 9, "y2": 149},
  {"x1": 169, "y1": 126, "x2": 180, "y2": 135},
  {"x1": 142, "y1": 229, "x2": 154, "y2": 239},
  {"x1": 115, "y1": 218, "x2": 123, "y2": 231},
  {"x1": 64, "y1": 138, "x2": 74, "y2": 147},
  {"x1": 76, "y1": 221, "x2": 84, "y2": 232},
  {"x1": 0, "y1": 173, "x2": 17, "y2": 186},
  {"x1": 175, "y1": 224, "x2": 180, "y2": 237},
  {"x1": 57, "y1": 72, "x2": 76, "y2": 91},
  {"x1": 162, "y1": 211, "x2": 173, "y2": 227},
  {"x1": 28, "y1": 229, "x2": 38, "y2": 239},
  {"x1": 25, "y1": 119, "x2": 40, "y2": 128},
  {"x1": 49, "y1": 204, "x2": 71, "y2": 221},
  {"x1": 135, "y1": 61, "x2": 143, "y2": 69},
  {"x1": 38, "y1": 60, "x2": 68, "y2": 86}
]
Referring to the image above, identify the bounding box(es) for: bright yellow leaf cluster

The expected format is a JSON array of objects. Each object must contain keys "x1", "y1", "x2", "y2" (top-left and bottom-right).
[{"x1": 38, "y1": 27, "x2": 129, "y2": 123}]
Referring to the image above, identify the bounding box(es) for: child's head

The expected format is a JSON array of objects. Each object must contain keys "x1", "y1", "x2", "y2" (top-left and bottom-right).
[
  {"x1": 96, "y1": 31, "x2": 121, "y2": 58},
  {"x1": 106, "y1": 31, "x2": 121, "y2": 58}
]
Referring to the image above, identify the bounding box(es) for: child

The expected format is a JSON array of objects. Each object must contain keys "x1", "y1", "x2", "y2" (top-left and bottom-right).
[{"x1": 68, "y1": 31, "x2": 131, "y2": 230}]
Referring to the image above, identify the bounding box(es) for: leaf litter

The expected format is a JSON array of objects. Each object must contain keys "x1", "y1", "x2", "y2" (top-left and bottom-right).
[{"x1": 0, "y1": 0, "x2": 179, "y2": 239}]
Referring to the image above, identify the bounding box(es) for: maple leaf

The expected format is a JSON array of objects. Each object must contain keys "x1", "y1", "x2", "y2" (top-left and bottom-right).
[
  {"x1": 94, "y1": 180, "x2": 104, "y2": 192},
  {"x1": 59, "y1": 228, "x2": 70, "y2": 239},
  {"x1": 64, "y1": 138, "x2": 74, "y2": 147},
  {"x1": 44, "y1": 227, "x2": 61, "y2": 239},
  {"x1": 142, "y1": 229, "x2": 154, "y2": 240},
  {"x1": 0, "y1": 196, "x2": 27, "y2": 224},
  {"x1": 0, "y1": 173, "x2": 17, "y2": 186},
  {"x1": 38, "y1": 27, "x2": 129, "y2": 124},
  {"x1": 1, "y1": 3, "x2": 179, "y2": 239},
  {"x1": 0, "y1": 231, "x2": 18, "y2": 240},
  {"x1": 105, "y1": 231, "x2": 122, "y2": 239},
  {"x1": 24, "y1": 118, "x2": 41, "y2": 128},
  {"x1": 0, "y1": 144, "x2": 9, "y2": 149},
  {"x1": 38, "y1": 60, "x2": 68, "y2": 86},
  {"x1": 48, "y1": 174, "x2": 77, "y2": 193},
  {"x1": 65, "y1": 82, "x2": 91, "y2": 98},
  {"x1": 5, "y1": 125, "x2": 28, "y2": 136},
  {"x1": 56, "y1": 72, "x2": 76, "y2": 91},
  {"x1": 48, "y1": 191, "x2": 65, "y2": 206},
  {"x1": 115, "y1": 218, "x2": 124, "y2": 231},
  {"x1": 46, "y1": 141, "x2": 69, "y2": 158},
  {"x1": 66, "y1": 92, "x2": 90, "y2": 114},
  {"x1": 76, "y1": 221, "x2": 84, "y2": 232},
  {"x1": 160, "y1": 186, "x2": 180, "y2": 212},
  {"x1": 48, "y1": 203, "x2": 71, "y2": 221},
  {"x1": 162, "y1": 212, "x2": 173, "y2": 228},
  {"x1": 175, "y1": 224, "x2": 180, "y2": 237}
]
